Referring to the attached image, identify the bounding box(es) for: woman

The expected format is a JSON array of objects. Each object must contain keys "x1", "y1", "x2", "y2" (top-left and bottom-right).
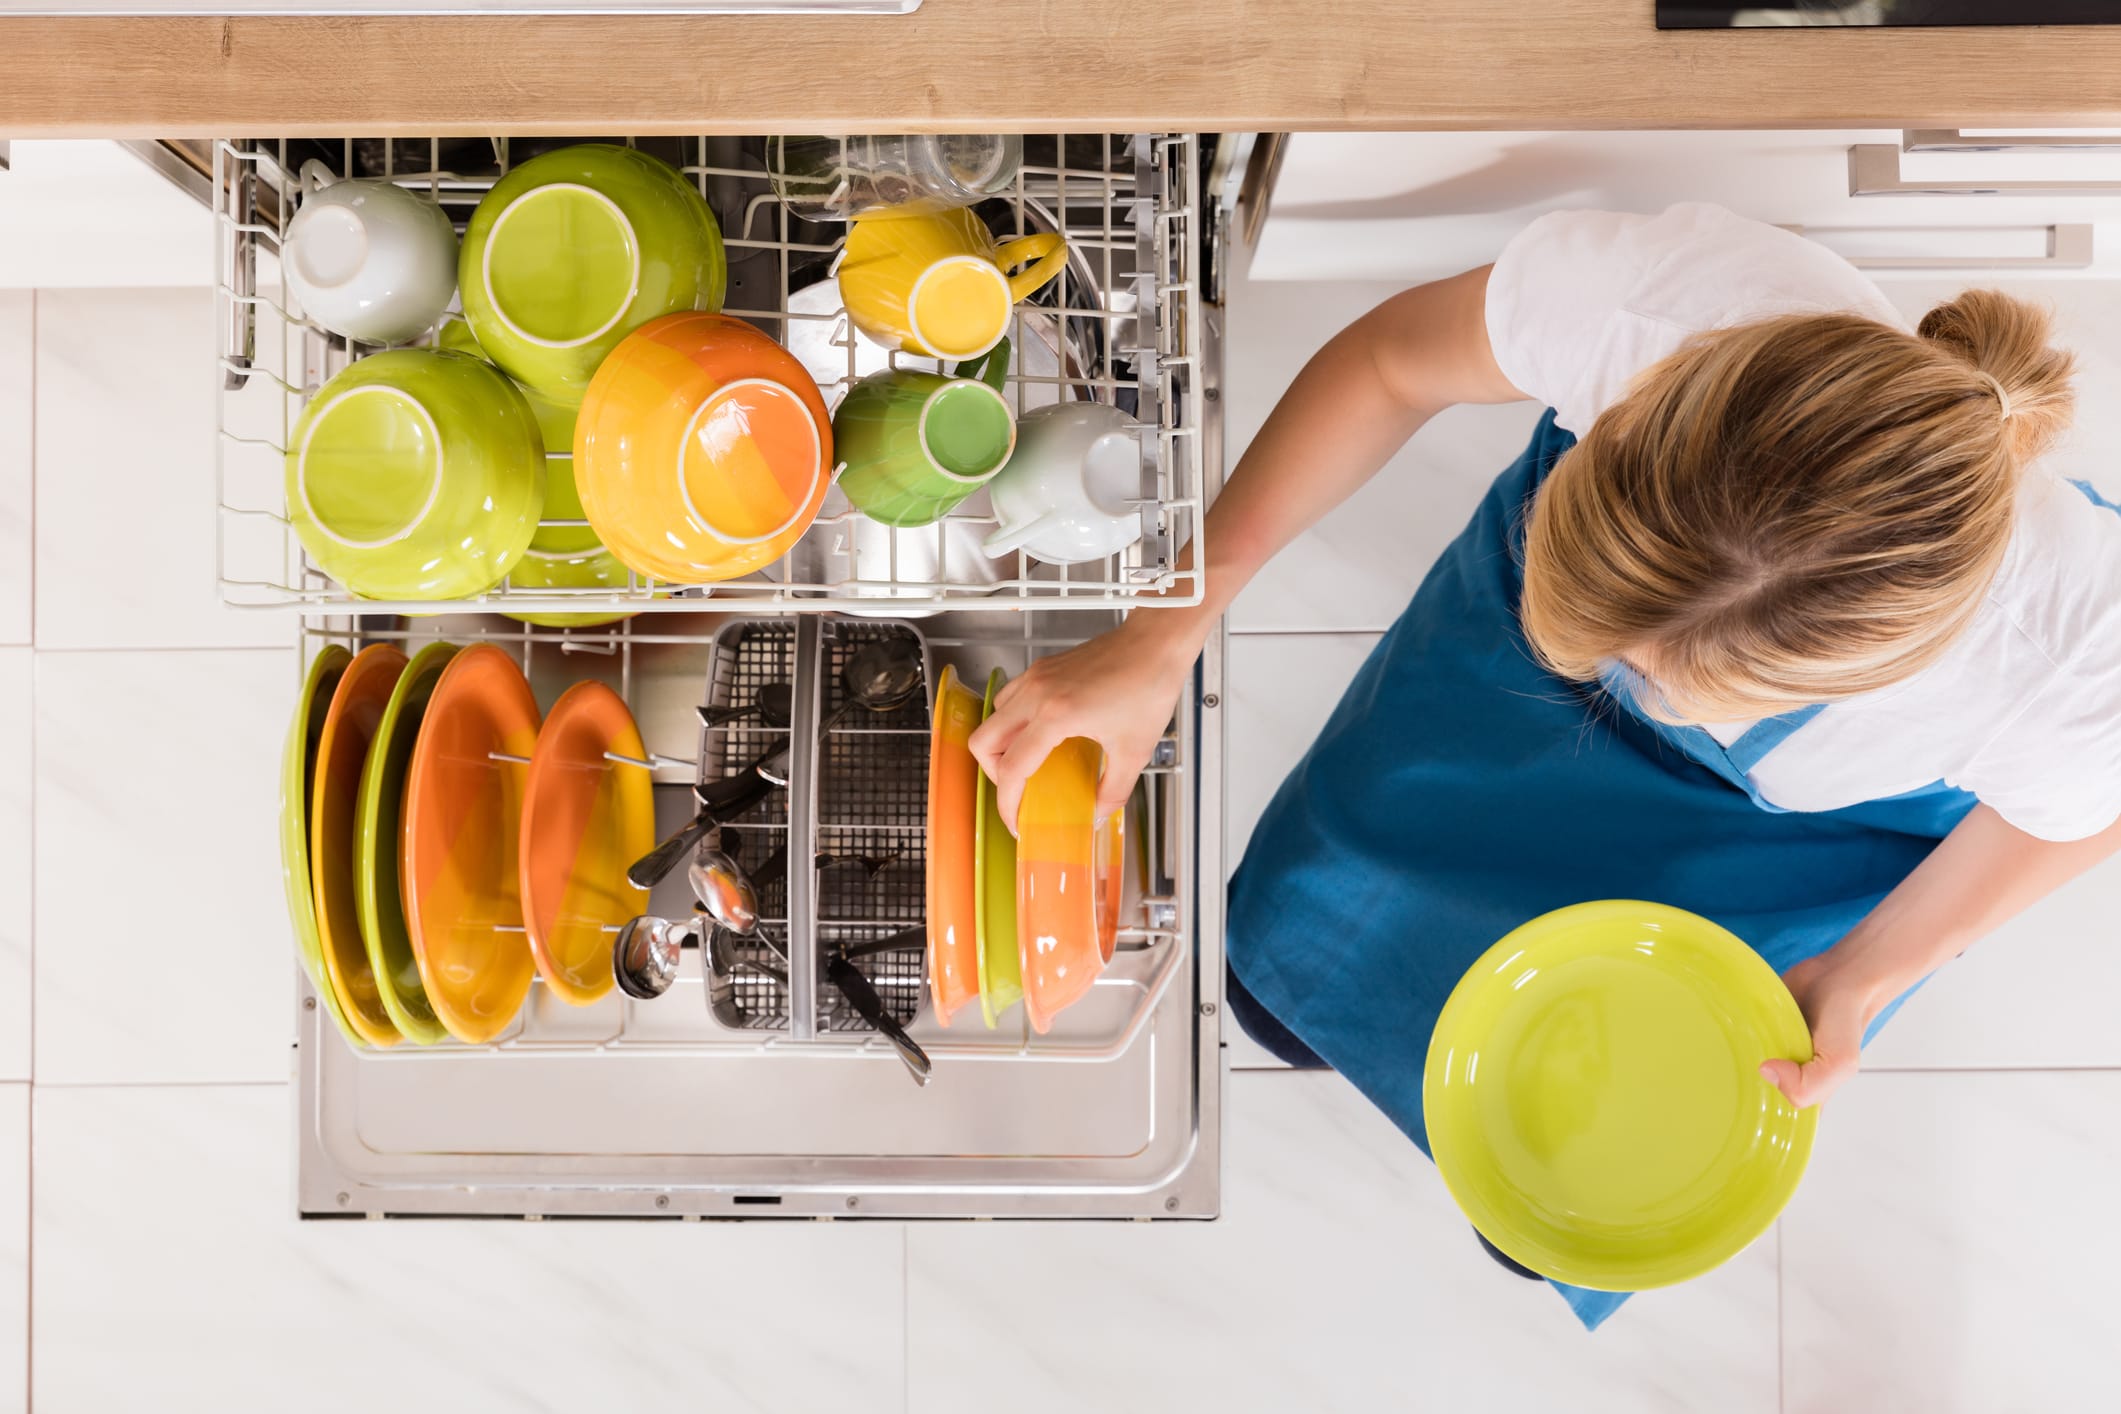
[{"x1": 969, "y1": 204, "x2": 2121, "y2": 1325}]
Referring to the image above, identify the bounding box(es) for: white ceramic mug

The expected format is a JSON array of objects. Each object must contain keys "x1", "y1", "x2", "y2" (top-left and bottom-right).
[
  {"x1": 283, "y1": 159, "x2": 460, "y2": 345},
  {"x1": 981, "y1": 401, "x2": 1145, "y2": 565}
]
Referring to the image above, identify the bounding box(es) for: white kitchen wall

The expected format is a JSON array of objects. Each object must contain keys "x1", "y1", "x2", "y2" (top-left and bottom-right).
[{"x1": 0, "y1": 142, "x2": 212, "y2": 289}]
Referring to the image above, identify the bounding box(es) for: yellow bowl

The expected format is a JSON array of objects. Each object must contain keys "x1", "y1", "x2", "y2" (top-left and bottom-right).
[{"x1": 575, "y1": 312, "x2": 835, "y2": 585}]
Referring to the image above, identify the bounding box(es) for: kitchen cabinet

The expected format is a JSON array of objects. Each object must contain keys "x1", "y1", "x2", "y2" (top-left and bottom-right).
[
  {"x1": 9, "y1": 3, "x2": 2121, "y2": 133},
  {"x1": 1254, "y1": 129, "x2": 2121, "y2": 283}
]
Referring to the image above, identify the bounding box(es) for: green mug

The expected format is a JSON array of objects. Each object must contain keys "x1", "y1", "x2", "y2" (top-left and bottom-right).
[{"x1": 833, "y1": 340, "x2": 1015, "y2": 528}]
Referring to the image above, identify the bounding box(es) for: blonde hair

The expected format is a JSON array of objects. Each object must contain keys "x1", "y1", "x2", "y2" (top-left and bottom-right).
[{"x1": 1519, "y1": 290, "x2": 2076, "y2": 723}]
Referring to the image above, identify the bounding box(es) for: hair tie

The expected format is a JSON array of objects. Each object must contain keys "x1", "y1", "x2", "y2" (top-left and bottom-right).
[{"x1": 1978, "y1": 372, "x2": 2015, "y2": 423}]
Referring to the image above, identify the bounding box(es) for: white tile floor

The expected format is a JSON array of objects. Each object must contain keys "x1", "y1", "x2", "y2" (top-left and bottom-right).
[{"x1": 5, "y1": 167, "x2": 2121, "y2": 1411}]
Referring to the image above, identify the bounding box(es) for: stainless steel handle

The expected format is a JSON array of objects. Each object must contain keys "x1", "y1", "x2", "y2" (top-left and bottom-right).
[
  {"x1": 1904, "y1": 129, "x2": 2121, "y2": 153},
  {"x1": 1784, "y1": 222, "x2": 2093, "y2": 270},
  {"x1": 1851, "y1": 143, "x2": 2121, "y2": 197}
]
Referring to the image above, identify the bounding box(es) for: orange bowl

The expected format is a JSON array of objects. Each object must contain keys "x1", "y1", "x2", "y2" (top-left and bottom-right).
[
  {"x1": 575, "y1": 312, "x2": 834, "y2": 584},
  {"x1": 1015, "y1": 736, "x2": 1124, "y2": 1034}
]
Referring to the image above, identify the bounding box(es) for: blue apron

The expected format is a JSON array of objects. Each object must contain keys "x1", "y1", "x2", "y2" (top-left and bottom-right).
[{"x1": 1225, "y1": 411, "x2": 1980, "y2": 1330}]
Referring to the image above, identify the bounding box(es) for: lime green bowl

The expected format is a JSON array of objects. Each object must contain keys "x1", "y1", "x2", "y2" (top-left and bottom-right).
[
  {"x1": 438, "y1": 319, "x2": 638, "y2": 628},
  {"x1": 286, "y1": 349, "x2": 546, "y2": 602},
  {"x1": 1423, "y1": 900, "x2": 1817, "y2": 1291},
  {"x1": 460, "y1": 144, "x2": 728, "y2": 406}
]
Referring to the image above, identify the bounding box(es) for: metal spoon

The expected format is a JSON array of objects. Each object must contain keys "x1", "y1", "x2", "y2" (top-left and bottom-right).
[
  {"x1": 697, "y1": 682, "x2": 794, "y2": 730},
  {"x1": 686, "y1": 828, "x2": 760, "y2": 935},
  {"x1": 751, "y1": 636, "x2": 925, "y2": 782},
  {"x1": 821, "y1": 636, "x2": 925, "y2": 734},
  {"x1": 613, "y1": 914, "x2": 694, "y2": 1000}
]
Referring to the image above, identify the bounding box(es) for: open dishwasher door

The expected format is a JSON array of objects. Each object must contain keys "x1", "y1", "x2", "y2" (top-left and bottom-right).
[{"x1": 188, "y1": 131, "x2": 1271, "y2": 1220}]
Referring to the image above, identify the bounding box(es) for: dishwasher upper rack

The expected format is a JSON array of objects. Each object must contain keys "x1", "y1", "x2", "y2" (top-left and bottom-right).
[
  {"x1": 294, "y1": 609, "x2": 1189, "y2": 1065},
  {"x1": 213, "y1": 133, "x2": 1205, "y2": 617}
]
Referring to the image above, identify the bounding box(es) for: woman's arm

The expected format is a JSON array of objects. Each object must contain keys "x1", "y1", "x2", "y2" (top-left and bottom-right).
[
  {"x1": 1765, "y1": 802, "x2": 2121, "y2": 1107},
  {"x1": 970, "y1": 265, "x2": 1525, "y2": 829}
]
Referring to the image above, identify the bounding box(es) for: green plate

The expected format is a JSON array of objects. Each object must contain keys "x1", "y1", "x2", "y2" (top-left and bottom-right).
[
  {"x1": 279, "y1": 646, "x2": 365, "y2": 1048},
  {"x1": 1424, "y1": 900, "x2": 1817, "y2": 1291},
  {"x1": 971, "y1": 668, "x2": 1022, "y2": 1028},
  {"x1": 352, "y1": 642, "x2": 458, "y2": 1046},
  {"x1": 460, "y1": 144, "x2": 727, "y2": 405}
]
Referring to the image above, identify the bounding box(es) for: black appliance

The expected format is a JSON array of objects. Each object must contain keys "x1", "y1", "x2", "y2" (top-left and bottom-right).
[{"x1": 1662, "y1": 1, "x2": 2121, "y2": 26}]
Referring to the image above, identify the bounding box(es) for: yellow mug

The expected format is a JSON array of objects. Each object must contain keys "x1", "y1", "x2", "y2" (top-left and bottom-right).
[{"x1": 836, "y1": 207, "x2": 1067, "y2": 361}]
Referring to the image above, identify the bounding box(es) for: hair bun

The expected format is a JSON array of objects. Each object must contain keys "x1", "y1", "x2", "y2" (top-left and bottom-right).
[{"x1": 1918, "y1": 289, "x2": 2076, "y2": 460}]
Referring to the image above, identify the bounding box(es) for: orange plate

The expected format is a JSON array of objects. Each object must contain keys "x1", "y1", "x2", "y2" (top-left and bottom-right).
[
  {"x1": 402, "y1": 643, "x2": 544, "y2": 1043},
  {"x1": 520, "y1": 681, "x2": 655, "y2": 1005},
  {"x1": 1015, "y1": 736, "x2": 1124, "y2": 1034},
  {"x1": 926, "y1": 664, "x2": 984, "y2": 1027},
  {"x1": 311, "y1": 644, "x2": 410, "y2": 1048}
]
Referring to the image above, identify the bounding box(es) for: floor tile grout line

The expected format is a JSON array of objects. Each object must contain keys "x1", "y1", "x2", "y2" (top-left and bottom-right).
[
  {"x1": 26, "y1": 290, "x2": 35, "y2": 650},
  {"x1": 1863, "y1": 1064, "x2": 2121, "y2": 1074},
  {"x1": 29, "y1": 644, "x2": 293, "y2": 656},
  {"x1": 25, "y1": 288, "x2": 34, "y2": 1414},
  {"x1": 1775, "y1": 1222, "x2": 1784, "y2": 1414},
  {"x1": 29, "y1": 1080, "x2": 289, "y2": 1091},
  {"x1": 900, "y1": 1225, "x2": 910, "y2": 1414}
]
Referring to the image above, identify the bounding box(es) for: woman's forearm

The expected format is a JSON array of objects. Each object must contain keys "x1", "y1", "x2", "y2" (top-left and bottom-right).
[
  {"x1": 1119, "y1": 266, "x2": 1522, "y2": 666},
  {"x1": 1840, "y1": 803, "x2": 2121, "y2": 992},
  {"x1": 1767, "y1": 803, "x2": 2121, "y2": 1107}
]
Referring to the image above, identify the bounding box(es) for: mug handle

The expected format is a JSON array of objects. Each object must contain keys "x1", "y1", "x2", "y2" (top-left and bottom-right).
[
  {"x1": 992, "y1": 232, "x2": 1068, "y2": 303},
  {"x1": 983, "y1": 507, "x2": 1068, "y2": 559},
  {"x1": 952, "y1": 336, "x2": 1012, "y2": 394},
  {"x1": 298, "y1": 159, "x2": 339, "y2": 200}
]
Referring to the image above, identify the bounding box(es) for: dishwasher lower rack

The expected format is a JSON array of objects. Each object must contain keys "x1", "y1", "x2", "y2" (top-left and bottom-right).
[
  {"x1": 213, "y1": 132, "x2": 1204, "y2": 617},
  {"x1": 294, "y1": 608, "x2": 1223, "y2": 1219}
]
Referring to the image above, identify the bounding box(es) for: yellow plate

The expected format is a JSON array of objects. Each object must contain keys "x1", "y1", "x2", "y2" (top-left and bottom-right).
[
  {"x1": 520, "y1": 682, "x2": 654, "y2": 1005},
  {"x1": 280, "y1": 646, "x2": 365, "y2": 1048},
  {"x1": 310, "y1": 644, "x2": 410, "y2": 1048},
  {"x1": 1424, "y1": 900, "x2": 1818, "y2": 1290},
  {"x1": 971, "y1": 668, "x2": 1022, "y2": 1027}
]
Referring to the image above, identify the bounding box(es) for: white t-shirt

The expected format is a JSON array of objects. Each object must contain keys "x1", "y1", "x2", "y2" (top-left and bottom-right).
[{"x1": 1484, "y1": 202, "x2": 2121, "y2": 843}]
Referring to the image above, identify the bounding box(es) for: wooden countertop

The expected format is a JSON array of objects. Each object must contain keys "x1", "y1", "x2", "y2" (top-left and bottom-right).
[{"x1": 6, "y1": 0, "x2": 2121, "y2": 137}]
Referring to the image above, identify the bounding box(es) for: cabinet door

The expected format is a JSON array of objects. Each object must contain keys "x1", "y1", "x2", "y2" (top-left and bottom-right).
[{"x1": 1253, "y1": 130, "x2": 2121, "y2": 283}]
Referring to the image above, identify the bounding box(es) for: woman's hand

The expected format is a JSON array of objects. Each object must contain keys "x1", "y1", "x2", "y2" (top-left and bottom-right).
[
  {"x1": 968, "y1": 612, "x2": 1200, "y2": 834},
  {"x1": 1760, "y1": 950, "x2": 1891, "y2": 1110}
]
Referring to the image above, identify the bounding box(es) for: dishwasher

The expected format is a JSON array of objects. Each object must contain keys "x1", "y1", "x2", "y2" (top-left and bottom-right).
[{"x1": 172, "y1": 130, "x2": 1274, "y2": 1220}]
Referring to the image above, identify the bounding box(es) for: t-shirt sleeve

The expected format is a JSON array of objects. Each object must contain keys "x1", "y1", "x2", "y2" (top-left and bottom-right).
[
  {"x1": 1959, "y1": 655, "x2": 2121, "y2": 843},
  {"x1": 1482, "y1": 204, "x2": 1907, "y2": 436},
  {"x1": 1483, "y1": 208, "x2": 1665, "y2": 434}
]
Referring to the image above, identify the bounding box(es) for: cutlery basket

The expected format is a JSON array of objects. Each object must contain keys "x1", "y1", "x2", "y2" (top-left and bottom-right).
[{"x1": 698, "y1": 616, "x2": 934, "y2": 1041}]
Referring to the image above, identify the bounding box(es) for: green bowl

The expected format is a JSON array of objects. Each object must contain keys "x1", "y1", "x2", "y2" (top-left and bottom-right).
[
  {"x1": 460, "y1": 144, "x2": 727, "y2": 405},
  {"x1": 441, "y1": 321, "x2": 638, "y2": 628},
  {"x1": 286, "y1": 349, "x2": 546, "y2": 602}
]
